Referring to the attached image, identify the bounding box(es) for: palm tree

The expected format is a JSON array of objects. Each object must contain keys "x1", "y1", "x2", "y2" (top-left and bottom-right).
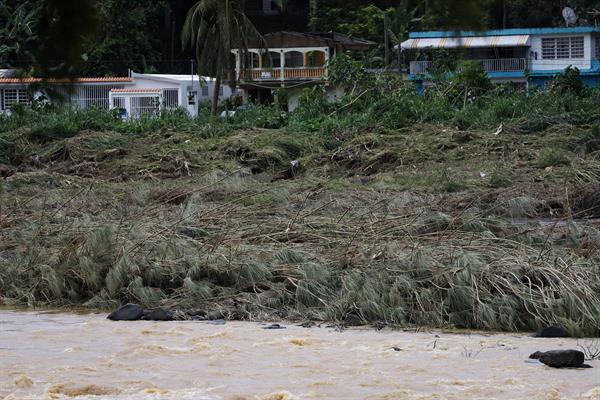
[{"x1": 182, "y1": 0, "x2": 265, "y2": 116}]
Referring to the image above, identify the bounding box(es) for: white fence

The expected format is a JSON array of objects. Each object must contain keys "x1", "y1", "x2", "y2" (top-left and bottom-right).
[{"x1": 410, "y1": 58, "x2": 529, "y2": 75}]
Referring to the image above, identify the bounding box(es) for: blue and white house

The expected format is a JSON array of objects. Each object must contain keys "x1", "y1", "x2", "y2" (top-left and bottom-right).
[{"x1": 401, "y1": 27, "x2": 600, "y2": 89}]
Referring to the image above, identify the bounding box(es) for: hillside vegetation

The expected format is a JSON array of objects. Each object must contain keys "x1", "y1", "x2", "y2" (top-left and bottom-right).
[{"x1": 1, "y1": 76, "x2": 600, "y2": 336}]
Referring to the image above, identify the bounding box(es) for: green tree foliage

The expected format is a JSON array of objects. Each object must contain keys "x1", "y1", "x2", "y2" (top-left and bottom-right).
[
  {"x1": 0, "y1": 2, "x2": 39, "y2": 69},
  {"x1": 182, "y1": 0, "x2": 265, "y2": 116},
  {"x1": 82, "y1": 1, "x2": 166, "y2": 76},
  {"x1": 34, "y1": 0, "x2": 99, "y2": 79}
]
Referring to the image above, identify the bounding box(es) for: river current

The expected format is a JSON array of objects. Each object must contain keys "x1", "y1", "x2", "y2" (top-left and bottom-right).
[{"x1": 1, "y1": 310, "x2": 599, "y2": 399}]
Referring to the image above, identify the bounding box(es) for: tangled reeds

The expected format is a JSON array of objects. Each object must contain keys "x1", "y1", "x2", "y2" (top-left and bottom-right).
[{"x1": 1, "y1": 168, "x2": 598, "y2": 336}]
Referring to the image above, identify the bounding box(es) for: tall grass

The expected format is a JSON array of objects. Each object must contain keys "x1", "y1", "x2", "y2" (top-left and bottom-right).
[{"x1": 1, "y1": 173, "x2": 599, "y2": 336}]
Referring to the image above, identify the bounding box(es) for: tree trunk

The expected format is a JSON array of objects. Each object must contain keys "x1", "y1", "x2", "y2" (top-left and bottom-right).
[
  {"x1": 384, "y1": 13, "x2": 390, "y2": 69},
  {"x1": 211, "y1": 72, "x2": 222, "y2": 116}
]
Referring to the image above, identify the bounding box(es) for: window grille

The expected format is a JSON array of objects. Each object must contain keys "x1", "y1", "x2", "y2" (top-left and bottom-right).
[
  {"x1": 542, "y1": 36, "x2": 584, "y2": 59},
  {"x1": 131, "y1": 96, "x2": 160, "y2": 117},
  {"x1": 162, "y1": 89, "x2": 179, "y2": 108},
  {"x1": 112, "y1": 96, "x2": 125, "y2": 109},
  {"x1": 201, "y1": 85, "x2": 209, "y2": 96},
  {"x1": 2, "y1": 88, "x2": 29, "y2": 110}
]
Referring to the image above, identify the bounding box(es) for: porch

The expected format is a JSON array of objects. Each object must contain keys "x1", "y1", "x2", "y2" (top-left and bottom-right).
[
  {"x1": 410, "y1": 58, "x2": 529, "y2": 75},
  {"x1": 236, "y1": 47, "x2": 329, "y2": 83}
]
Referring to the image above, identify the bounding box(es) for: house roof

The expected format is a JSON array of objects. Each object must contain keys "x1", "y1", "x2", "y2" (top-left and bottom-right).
[
  {"x1": 249, "y1": 31, "x2": 374, "y2": 50},
  {"x1": 131, "y1": 72, "x2": 216, "y2": 84},
  {"x1": 0, "y1": 77, "x2": 133, "y2": 84},
  {"x1": 111, "y1": 88, "x2": 162, "y2": 93},
  {"x1": 410, "y1": 26, "x2": 600, "y2": 39}
]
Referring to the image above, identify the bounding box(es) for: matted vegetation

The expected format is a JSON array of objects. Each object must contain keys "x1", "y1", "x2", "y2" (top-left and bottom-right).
[{"x1": 1, "y1": 71, "x2": 600, "y2": 336}]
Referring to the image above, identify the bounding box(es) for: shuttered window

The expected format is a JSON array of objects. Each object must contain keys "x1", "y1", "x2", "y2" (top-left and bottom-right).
[
  {"x1": 2, "y1": 89, "x2": 29, "y2": 110},
  {"x1": 542, "y1": 36, "x2": 584, "y2": 59}
]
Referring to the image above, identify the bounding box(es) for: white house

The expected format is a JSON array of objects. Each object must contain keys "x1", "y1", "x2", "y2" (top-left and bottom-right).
[{"x1": 0, "y1": 71, "x2": 234, "y2": 117}]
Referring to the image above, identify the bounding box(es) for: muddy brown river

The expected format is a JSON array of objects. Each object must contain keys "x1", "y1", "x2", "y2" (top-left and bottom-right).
[{"x1": 1, "y1": 311, "x2": 599, "y2": 399}]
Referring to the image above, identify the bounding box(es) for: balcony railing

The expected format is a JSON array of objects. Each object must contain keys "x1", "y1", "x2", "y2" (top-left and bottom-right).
[
  {"x1": 242, "y1": 67, "x2": 326, "y2": 82},
  {"x1": 410, "y1": 58, "x2": 529, "y2": 75}
]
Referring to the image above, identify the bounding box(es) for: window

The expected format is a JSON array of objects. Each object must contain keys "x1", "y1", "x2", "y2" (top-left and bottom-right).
[
  {"x1": 201, "y1": 85, "x2": 208, "y2": 96},
  {"x1": 2, "y1": 88, "x2": 29, "y2": 110},
  {"x1": 162, "y1": 89, "x2": 179, "y2": 108},
  {"x1": 131, "y1": 96, "x2": 160, "y2": 117},
  {"x1": 595, "y1": 36, "x2": 600, "y2": 59},
  {"x1": 542, "y1": 36, "x2": 584, "y2": 59},
  {"x1": 188, "y1": 91, "x2": 197, "y2": 105},
  {"x1": 219, "y1": 86, "x2": 224, "y2": 96},
  {"x1": 112, "y1": 96, "x2": 125, "y2": 109}
]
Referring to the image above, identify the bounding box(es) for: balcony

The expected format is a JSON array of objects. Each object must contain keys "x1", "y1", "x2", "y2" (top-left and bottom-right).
[
  {"x1": 241, "y1": 67, "x2": 326, "y2": 82},
  {"x1": 410, "y1": 58, "x2": 529, "y2": 75}
]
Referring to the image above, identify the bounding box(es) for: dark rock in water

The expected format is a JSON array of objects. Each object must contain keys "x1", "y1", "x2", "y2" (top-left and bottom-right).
[
  {"x1": 263, "y1": 323, "x2": 286, "y2": 330},
  {"x1": 299, "y1": 321, "x2": 316, "y2": 328},
  {"x1": 187, "y1": 310, "x2": 207, "y2": 318},
  {"x1": 206, "y1": 311, "x2": 225, "y2": 320},
  {"x1": 343, "y1": 313, "x2": 363, "y2": 327},
  {"x1": 529, "y1": 351, "x2": 545, "y2": 360},
  {"x1": 107, "y1": 304, "x2": 143, "y2": 321},
  {"x1": 539, "y1": 350, "x2": 586, "y2": 368},
  {"x1": 142, "y1": 307, "x2": 173, "y2": 321},
  {"x1": 206, "y1": 319, "x2": 226, "y2": 325},
  {"x1": 392, "y1": 346, "x2": 402, "y2": 352},
  {"x1": 534, "y1": 326, "x2": 568, "y2": 338}
]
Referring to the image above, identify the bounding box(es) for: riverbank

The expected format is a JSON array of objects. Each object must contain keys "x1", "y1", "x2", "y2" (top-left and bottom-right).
[
  {"x1": 1, "y1": 105, "x2": 600, "y2": 335},
  {"x1": 1, "y1": 310, "x2": 599, "y2": 400}
]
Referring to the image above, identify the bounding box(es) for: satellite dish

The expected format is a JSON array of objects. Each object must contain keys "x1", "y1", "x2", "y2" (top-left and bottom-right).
[{"x1": 563, "y1": 7, "x2": 579, "y2": 27}]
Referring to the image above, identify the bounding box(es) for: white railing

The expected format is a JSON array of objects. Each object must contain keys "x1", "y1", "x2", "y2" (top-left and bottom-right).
[
  {"x1": 410, "y1": 58, "x2": 528, "y2": 75},
  {"x1": 241, "y1": 67, "x2": 326, "y2": 81}
]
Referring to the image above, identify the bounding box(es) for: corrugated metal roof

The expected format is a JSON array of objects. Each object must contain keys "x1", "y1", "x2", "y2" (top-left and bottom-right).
[{"x1": 401, "y1": 35, "x2": 530, "y2": 50}]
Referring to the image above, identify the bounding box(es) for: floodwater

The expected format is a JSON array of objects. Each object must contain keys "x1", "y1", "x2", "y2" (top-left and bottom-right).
[{"x1": 1, "y1": 311, "x2": 599, "y2": 400}]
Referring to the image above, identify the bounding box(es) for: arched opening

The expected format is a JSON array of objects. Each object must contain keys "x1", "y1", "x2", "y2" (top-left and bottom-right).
[
  {"x1": 306, "y1": 51, "x2": 326, "y2": 67},
  {"x1": 261, "y1": 51, "x2": 281, "y2": 68},
  {"x1": 284, "y1": 51, "x2": 304, "y2": 68},
  {"x1": 244, "y1": 51, "x2": 260, "y2": 69}
]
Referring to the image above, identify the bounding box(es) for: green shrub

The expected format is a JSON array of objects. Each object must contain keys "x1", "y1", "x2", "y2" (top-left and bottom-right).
[
  {"x1": 551, "y1": 66, "x2": 585, "y2": 96},
  {"x1": 537, "y1": 148, "x2": 570, "y2": 168},
  {"x1": 488, "y1": 169, "x2": 513, "y2": 188}
]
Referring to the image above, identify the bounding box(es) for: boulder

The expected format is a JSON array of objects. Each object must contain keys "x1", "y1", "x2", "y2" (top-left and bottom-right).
[
  {"x1": 529, "y1": 351, "x2": 545, "y2": 360},
  {"x1": 142, "y1": 307, "x2": 173, "y2": 321},
  {"x1": 107, "y1": 304, "x2": 143, "y2": 321},
  {"x1": 343, "y1": 313, "x2": 363, "y2": 327},
  {"x1": 534, "y1": 326, "x2": 569, "y2": 338},
  {"x1": 539, "y1": 350, "x2": 586, "y2": 368},
  {"x1": 262, "y1": 323, "x2": 286, "y2": 330},
  {"x1": 207, "y1": 310, "x2": 225, "y2": 320}
]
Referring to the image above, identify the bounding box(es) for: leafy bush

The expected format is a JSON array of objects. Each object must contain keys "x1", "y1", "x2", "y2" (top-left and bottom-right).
[
  {"x1": 551, "y1": 66, "x2": 585, "y2": 95},
  {"x1": 537, "y1": 148, "x2": 570, "y2": 168}
]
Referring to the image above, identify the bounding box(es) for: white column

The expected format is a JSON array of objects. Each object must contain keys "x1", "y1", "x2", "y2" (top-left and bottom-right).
[{"x1": 280, "y1": 49, "x2": 285, "y2": 82}]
